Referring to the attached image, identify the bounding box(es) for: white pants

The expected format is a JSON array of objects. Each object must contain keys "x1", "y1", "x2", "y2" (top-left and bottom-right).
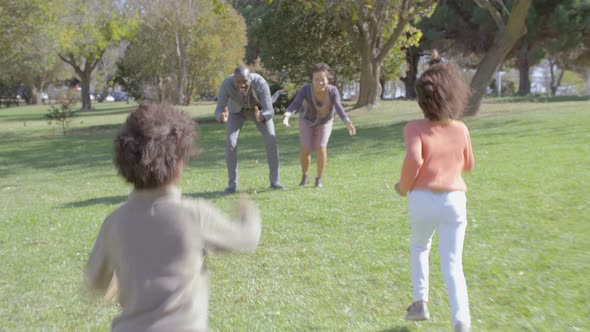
[{"x1": 408, "y1": 190, "x2": 471, "y2": 326}]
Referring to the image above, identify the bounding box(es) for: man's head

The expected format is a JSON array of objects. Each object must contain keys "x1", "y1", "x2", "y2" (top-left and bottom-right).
[
  {"x1": 113, "y1": 103, "x2": 197, "y2": 189},
  {"x1": 233, "y1": 65, "x2": 252, "y2": 96}
]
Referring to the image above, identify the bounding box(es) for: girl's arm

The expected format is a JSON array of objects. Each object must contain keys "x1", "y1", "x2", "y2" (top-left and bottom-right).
[
  {"x1": 397, "y1": 123, "x2": 423, "y2": 195},
  {"x1": 463, "y1": 126, "x2": 475, "y2": 172}
]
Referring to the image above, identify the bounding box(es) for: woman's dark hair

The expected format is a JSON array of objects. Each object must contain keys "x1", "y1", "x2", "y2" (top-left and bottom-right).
[
  {"x1": 310, "y1": 63, "x2": 333, "y2": 81},
  {"x1": 415, "y1": 63, "x2": 471, "y2": 121},
  {"x1": 113, "y1": 103, "x2": 196, "y2": 189}
]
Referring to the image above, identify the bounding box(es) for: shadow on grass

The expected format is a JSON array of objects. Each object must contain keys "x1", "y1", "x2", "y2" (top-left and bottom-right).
[
  {"x1": 1, "y1": 118, "x2": 410, "y2": 179},
  {"x1": 483, "y1": 95, "x2": 590, "y2": 104},
  {"x1": 61, "y1": 195, "x2": 128, "y2": 208},
  {"x1": 378, "y1": 327, "x2": 412, "y2": 332}
]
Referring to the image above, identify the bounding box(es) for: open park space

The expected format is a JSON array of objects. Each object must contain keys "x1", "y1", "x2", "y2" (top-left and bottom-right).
[{"x1": 0, "y1": 98, "x2": 588, "y2": 331}]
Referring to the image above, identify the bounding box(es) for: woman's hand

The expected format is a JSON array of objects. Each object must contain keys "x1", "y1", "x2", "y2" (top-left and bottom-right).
[
  {"x1": 346, "y1": 121, "x2": 356, "y2": 136},
  {"x1": 282, "y1": 114, "x2": 291, "y2": 127}
]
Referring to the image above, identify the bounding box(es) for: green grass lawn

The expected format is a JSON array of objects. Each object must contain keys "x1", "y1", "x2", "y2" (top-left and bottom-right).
[{"x1": 0, "y1": 99, "x2": 588, "y2": 331}]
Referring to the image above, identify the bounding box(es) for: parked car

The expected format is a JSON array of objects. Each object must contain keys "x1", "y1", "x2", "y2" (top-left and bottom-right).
[{"x1": 112, "y1": 91, "x2": 128, "y2": 101}]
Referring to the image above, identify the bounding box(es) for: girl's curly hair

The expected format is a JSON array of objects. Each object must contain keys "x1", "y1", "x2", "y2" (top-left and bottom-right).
[
  {"x1": 113, "y1": 103, "x2": 197, "y2": 189},
  {"x1": 415, "y1": 63, "x2": 471, "y2": 121}
]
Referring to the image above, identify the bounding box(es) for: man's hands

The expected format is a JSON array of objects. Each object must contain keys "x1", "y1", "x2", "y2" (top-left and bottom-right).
[
  {"x1": 220, "y1": 106, "x2": 229, "y2": 123},
  {"x1": 282, "y1": 113, "x2": 291, "y2": 127},
  {"x1": 346, "y1": 121, "x2": 356, "y2": 136},
  {"x1": 254, "y1": 105, "x2": 264, "y2": 122}
]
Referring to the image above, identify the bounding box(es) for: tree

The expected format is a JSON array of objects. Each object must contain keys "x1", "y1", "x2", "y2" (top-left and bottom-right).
[
  {"x1": 245, "y1": 1, "x2": 359, "y2": 87},
  {"x1": 118, "y1": 0, "x2": 246, "y2": 104},
  {"x1": 466, "y1": 0, "x2": 532, "y2": 116},
  {"x1": 0, "y1": 1, "x2": 68, "y2": 104},
  {"x1": 323, "y1": 0, "x2": 437, "y2": 108},
  {"x1": 57, "y1": 0, "x2": 138, "y2": 110}
]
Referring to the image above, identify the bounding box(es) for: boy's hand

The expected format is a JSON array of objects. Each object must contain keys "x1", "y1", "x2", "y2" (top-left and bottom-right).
[
  {"x1": 394, "y1": 182, "x2": 406, "y2": 197},
  {"x1": 282, "y1": 114, "x2": 290, "y2": 127},
  {"x1": 237, "y1": 194, "x2": 256, "y2": 222}
]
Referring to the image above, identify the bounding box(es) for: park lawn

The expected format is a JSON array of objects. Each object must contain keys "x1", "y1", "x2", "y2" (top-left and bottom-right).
[{"x1": 0, "y1": 99, "x2": 588, "y2": 331}]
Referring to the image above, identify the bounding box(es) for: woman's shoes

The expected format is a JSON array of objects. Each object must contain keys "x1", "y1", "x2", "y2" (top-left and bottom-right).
[
  {"x1": 299, "y1": 175, "x2": 323, "y2": 188},
  {"x1": 314, "y1": 177, "x2": 323, "y2": 188},
  {"x1": 299, "y1": 175, "x2": 308, "y2": 186}
]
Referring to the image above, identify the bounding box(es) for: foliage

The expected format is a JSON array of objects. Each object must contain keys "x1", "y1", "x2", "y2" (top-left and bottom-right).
[
  {"x1": 245, "y1": 0, "x2": 359, "y2": 87},
  {"x1": 1, "y1": 100, "x2": 589, "y2": 331},
  {"x1": 0, "y1": 1, "x2": 68, "y2": 104},
  {"x1": 117, "y1": 0, "x2": 246, "y2": 104},
  {"x1": 56, "y1": 0, "x2": 139, "y2": 110},
  {"x1": 45, "y1": 91, "x2": 78, "y2": 135},
  {"x1": 320, "y1": 0, "x2": 438, "y2": 108}
]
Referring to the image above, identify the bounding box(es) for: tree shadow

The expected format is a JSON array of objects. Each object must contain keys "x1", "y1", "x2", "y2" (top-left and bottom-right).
[{"x1": 60, "y1": 195, "x2": 128, "y2": 208}]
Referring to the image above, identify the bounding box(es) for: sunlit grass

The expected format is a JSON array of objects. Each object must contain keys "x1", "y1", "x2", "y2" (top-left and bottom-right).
[{"x1": 0, "y1": 97, "x2": 588, "y2": 331}]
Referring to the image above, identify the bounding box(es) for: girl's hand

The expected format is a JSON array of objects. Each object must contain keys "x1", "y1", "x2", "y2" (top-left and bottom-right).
[
  {"x1": 282, "y1": 114, "x2": 290, "y2": 127},
  {"x1": 346, "y1": 121, "x2": 356, "y2": 136},
  {"x1": 394, "y1": 182, "x2": 406, "y2": 197}
]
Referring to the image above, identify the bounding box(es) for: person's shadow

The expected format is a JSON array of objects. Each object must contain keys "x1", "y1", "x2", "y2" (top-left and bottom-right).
[
  {"x1": 60, "y1": 195, "x2": 127, "y2": 208},
  {"x1": 379, "y1": 327, "x2": 412, "y2": 332}
]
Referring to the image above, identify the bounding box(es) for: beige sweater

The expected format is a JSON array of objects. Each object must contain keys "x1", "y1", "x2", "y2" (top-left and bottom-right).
[{"x1": 85, "y1": 186, "x2": 261, "y2": 332}]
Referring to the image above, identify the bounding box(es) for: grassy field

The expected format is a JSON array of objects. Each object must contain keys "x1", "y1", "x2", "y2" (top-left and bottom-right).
[{"x1": 0, "y1": 98, "x2": 588, "y2": 331}]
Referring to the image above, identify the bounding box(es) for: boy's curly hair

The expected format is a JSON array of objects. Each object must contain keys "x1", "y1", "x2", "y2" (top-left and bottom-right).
[
  {"x1": 113, "y1": 103, "x2": 196, "y2": 189},
  {"x1": 415, "y1": 63, "x2": 471, "y2": 121}
]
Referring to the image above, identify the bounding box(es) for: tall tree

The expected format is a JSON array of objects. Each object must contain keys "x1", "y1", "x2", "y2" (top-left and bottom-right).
[
  {"x1": 245, "y1": 1, "x2": 358, "y2": 87},
  {"x1": 324, "y1": 0, "x2": 437, "y2": 108},
  {"x1": 466, "y1": 0, "x2": 532, "y2": 115},
  {"x1": 118, "y1": 0, "x2": 246, "y2": 104},
  {"x1": 57, "y1": 0, "x2": 138, "y2": 110},
  {"x1": 0, "y1": 1, "x2": 67, "y2": 104}
]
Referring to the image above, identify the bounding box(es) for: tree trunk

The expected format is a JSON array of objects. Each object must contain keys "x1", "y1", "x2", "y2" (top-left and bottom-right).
[
  {"x1": 175, "y1": 31, "x2": 186, "y2": 105},
  {"x1": 354, "y1": 49, "x2": 381, "y2": 109},
  {"x1": 466, "y1": 0, "x2": 532, "y2": 116},
  {"x1": 548, "y1": 59, "x2": 566, "y2": 97},
  {"x1": 401, "y1": 47, "x2": 420, "y2": 99},
  {"x1": 25, "y1": 79, "x2": 41, "y2": 105},
  {"x1": 517, "y1": 43, "x2": 531, "y2": 96},
  {"x1": 80, "y1": 69, "x2": 92, "y2": 111}
]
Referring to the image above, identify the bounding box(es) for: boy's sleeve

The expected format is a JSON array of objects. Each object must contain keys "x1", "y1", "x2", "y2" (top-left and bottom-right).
[
  {"x1": 398, "y1": 123, "x2": 423, "y2": 194},
  {"x1": 195, "y1": 199, "x2": 261, "y2": 253},
  {"x1": 85, "y1": 219, "x2": 115, "y2": 293}
]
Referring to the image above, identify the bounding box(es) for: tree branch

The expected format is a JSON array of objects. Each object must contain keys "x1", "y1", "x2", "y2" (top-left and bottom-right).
[{"x1": 474, "y1": 0, "x2": 505, "y2": 31}]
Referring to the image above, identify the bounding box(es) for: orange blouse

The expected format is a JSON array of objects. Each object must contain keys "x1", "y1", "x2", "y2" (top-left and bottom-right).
[{"x1": 398, "y1": 119, "x2": 474, "y2": 194}]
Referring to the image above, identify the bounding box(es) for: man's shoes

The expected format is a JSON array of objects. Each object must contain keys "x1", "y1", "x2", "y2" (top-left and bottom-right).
[
  {"x1": 405, "y1": 301, "x2": 430, "y2": 321},
  {"x1": 299, "y1": 175, "x2": 308, "y2": 186},
  {"x1": 223, "y1": 186, "x2": 237, "y2": 194},
  {"x1": 270, "y1": 183, "x2": 285, "y2": 190},
  {"x1": 314, "y1": 177, "x2": 323, "y2": 188},
  {"x1": 454, "y1": 321, "x2": 470, "y2": 332}
]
